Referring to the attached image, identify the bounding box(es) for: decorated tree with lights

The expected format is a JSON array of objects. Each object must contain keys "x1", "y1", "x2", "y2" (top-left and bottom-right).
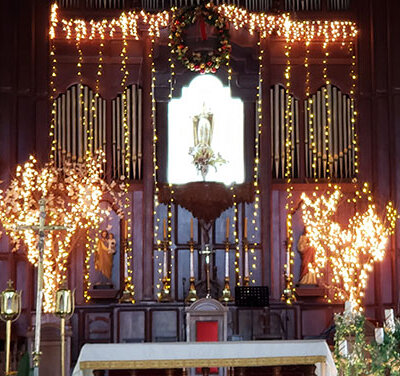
[
  {"x1": 0, "y1": 152, "x2": 121, "y2": 312},
  {"x1": 301, "y1": 184, "x2": 397, "y2": 310}
]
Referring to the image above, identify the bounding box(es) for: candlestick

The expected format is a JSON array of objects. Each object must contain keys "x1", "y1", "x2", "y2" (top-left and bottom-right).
[
  {"x1": 190, "y1": 218, "x2": 193, "y2": 240},
  {"x1": 163, "y1": 218, "x2": 166, "y2": 240},
  {"x1": 244, "y1": 217, "x2": 248, "y2": 239},
  {"x1": 186, "y1": 240, "x2": 198, "y2": 303},
  {"x1": 220, "y1": 242, "x2": 232, "y2": 303},
  {"x1": 225, "y1": 217, "x2": 230, "y2": 240}
]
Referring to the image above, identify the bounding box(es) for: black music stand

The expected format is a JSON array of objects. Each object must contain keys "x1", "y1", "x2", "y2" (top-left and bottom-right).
[{"x1": 235, "y1": 286, "x2": 269, "y2": 307}]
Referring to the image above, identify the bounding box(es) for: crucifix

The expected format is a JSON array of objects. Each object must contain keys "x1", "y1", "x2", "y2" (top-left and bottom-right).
[
  {"x1": 199, "y1": 244, "x2": 215, "y2": 299},
  {"x1": 16, "y1": 197, "x2": 68, "y2": 376}
]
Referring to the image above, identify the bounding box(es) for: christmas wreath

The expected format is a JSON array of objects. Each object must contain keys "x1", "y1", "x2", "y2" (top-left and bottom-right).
[{"x1": 170, "y1": 4, "x2": 231, "y2": 74}]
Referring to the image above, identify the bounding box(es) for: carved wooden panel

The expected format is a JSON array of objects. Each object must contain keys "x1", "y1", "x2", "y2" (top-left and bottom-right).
[
  {"x1": 85, "y1": 312, "x2": 112, "y2": 342},
  {"x1": 151, "y1": 310, "x2": 179, "y2": 342},
  {"x1": 118, "y1": 310, "x2": 146, "y2": 343}
]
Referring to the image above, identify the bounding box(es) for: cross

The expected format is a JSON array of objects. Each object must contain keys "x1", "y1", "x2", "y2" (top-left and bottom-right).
[
  {"x1": 16, "y1": 197, "x2": 68, "y2": 376},
  {"x1": 199, "y1": 244, "x2": 215, "y2": 299}
]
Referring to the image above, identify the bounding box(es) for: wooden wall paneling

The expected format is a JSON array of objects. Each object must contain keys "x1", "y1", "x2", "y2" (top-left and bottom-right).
[
  {"x1": 71, "y1": 311, "x2": 80, "y2": 364},
  {"x1": 16, "y1": 259, "x2": 32, "y2": 335},
  {"x1": 0, "y1": 1, "x2": 17, "y2": 181},
  {"x1": 176, "y1": 248, "x2": 190, "y2": 301},
  {"x1": 117, "y1": 309, "x2": 146, "y2": 343},
  {"x1": 300, "y1": 308, "x2": 327, "y2": 338},
  {"x1": 133, "y1": 189, "x2": 144, "y2": 301},
  {"x1": 73, "y1": 243, "x2": 85, "y2": 306},
  {"x1": 175, "y1": 205, "x2": 199, "y2": 246},
  {"x1": 16, "y1": 0, "x2": 34, "y2": 164},
  {"x1": 151, "y1": 309, "x2": 179, "y2": 342},
  {"x1": 385, "y1": 0, "x2": 400, "y2": 310},
  {"x1": 84, "y1": 311, "x2": 112, "y2": 342},
  {"x1": 270, "y1": 190, "x2": 282, "y2": 300},
  {"x1": 371, "y1": 0, "x2": 391, "y2": 320},
  {"x1": 155, "y1": 102, "x2": 168, "y2": 183},
  {"x1": 389, "y1": 0, "x2": 400, "y2": 309},
  {"x1": 142, "y1": 37, "x2": 155, "y2": 301},
  {"x1": 34, "y1": 0, "x2": 50, "y2": 163}
]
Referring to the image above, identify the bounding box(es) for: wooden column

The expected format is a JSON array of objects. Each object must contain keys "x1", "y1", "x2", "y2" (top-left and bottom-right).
[
  {"x1": 142, "y1": 37, "x2": 155, "y2": 300},
  {"x1": 260, "y1": 37, "x2": 272, "y2": 290}
]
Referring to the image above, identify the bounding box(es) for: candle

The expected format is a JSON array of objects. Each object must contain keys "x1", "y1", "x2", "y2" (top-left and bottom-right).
[
  {"x1": 344, "y1": 301, "x2": 355, "y2": 314},
  {"x1": 190, "y1": 247, "x2": 194, "y2": 278},
  {"x1": 385, "y1": 309, "x2": 395, "y2": 332},
  {"x1": 163, "y1": 249, "x2": 167, "y2": 277},
  {"x1": 190, "y1": 218, "x2": 193, "y2": 240},
  {"x1": 244, "y1": 246, "x2": 249, "y2": 278},
  {"x1": 286, "y1": 248, "x2": 290, "y2": 275},
  {"x1": 244, "y1": 217, "x2": 248, "y2": 239},
  {"x1": 225, "y1": 247, "x2": 229, "y2": 278},
  {"x1": 375, "y1": 327, "x2": 384, "y2": 345},
  {"x1": 339, "y1": 340, "x2": 348, "y2": 357},
  {"x1": 225, "y1": 217, "x2": 230, "y2": 240},
  {"x1": 163, "y1": 218, "x2": 166, "y2": 240}
]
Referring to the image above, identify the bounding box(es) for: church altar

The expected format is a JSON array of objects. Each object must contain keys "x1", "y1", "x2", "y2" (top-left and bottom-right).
[{"x1": 72, "y1": 340, "x2": 336, "y2": 376}]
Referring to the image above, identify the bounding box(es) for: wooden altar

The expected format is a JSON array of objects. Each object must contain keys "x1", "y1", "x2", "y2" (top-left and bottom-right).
[{"x1": 72, "y1": 340, "x2": 336, "y2": 376}]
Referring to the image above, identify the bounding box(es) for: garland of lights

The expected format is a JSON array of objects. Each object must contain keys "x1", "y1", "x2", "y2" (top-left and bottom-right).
[
  {"x1": 170, "y1": 4, "x2": 231, "y2": 74},
  {"x1": 50, "y1": 3, "x2": 358, "y2": 43}
]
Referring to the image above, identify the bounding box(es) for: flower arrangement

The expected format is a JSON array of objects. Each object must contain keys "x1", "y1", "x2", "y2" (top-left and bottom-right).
[
  {"x1": 189, "y1": 144, "x2": 226, "y2": 180},
  {"x1": 334, "y1": 310, "x2": 400, "y2": 375},
  {"x1": 170, "y1": 4, "x2": 231, "y2": 74}
]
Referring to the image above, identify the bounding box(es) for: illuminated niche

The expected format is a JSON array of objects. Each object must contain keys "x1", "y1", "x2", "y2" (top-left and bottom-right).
[{"x1": 168, "y1": 75, "x2": 244, "y2": 185}]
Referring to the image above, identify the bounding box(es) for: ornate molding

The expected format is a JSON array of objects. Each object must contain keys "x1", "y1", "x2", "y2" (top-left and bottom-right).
[{"x1": 157, "y1": 182, "x2": 254, "y2": 222}]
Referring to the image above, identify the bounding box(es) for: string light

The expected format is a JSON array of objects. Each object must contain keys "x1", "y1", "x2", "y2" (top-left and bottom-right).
[
  {"x1": 149, "y1": 38, "x2": 164, "y2": 297},
  {"x1": 304, "y1": 40, "x2": 318, "y2": 181},
  {"x1": 49, "y1": 39, "x2": 57, "y2": 163},
  {"x1": 301, "y1": 184, "x2": 398, "y2": 310},
  {"x1": 248, "y1": 37, "x2": 264, "y2": 284},
  {"x1": 232, "y1": 191, "x2": 240, "y2": 286},
  {"x1": 322, "y1": 42, "x2": 332, "y2": 178},
  {"x1": 282, "y1": 39, "x2": 296, "y2": 304},
  {"x1": 50, "y1": 3, "x2": 357, "y2": 43},
  {"x1": 349, "y1": 40, "x2": 358, "y2": 177},
  {"x1": 0, "y1": 153, "x2": 121, "y2": 312}
]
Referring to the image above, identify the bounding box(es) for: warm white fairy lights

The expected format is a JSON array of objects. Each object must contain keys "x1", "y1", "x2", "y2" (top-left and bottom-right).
[
  {"x1": 301, "y1": 184, "x2": 398, "y2": 310},
  {"x1": 0, "y1": 152, "x2": 121, "y2": 312},
  {"x1": 50, "y1": 2, "x2": 357, "y2": 43}
]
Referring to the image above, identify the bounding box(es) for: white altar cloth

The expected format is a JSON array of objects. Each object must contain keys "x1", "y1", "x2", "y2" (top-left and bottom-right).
[{"x1": 72, "y1": 340, "x2": 337, "y2": 376}]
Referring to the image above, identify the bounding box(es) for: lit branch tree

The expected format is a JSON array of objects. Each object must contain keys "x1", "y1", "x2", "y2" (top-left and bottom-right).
[
  {"x1": 0, "y1": 152, "x2": 121, "y2": 312},
  {"x1": 301, "y1": 183, "x2": 397, "y2": 310}
]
